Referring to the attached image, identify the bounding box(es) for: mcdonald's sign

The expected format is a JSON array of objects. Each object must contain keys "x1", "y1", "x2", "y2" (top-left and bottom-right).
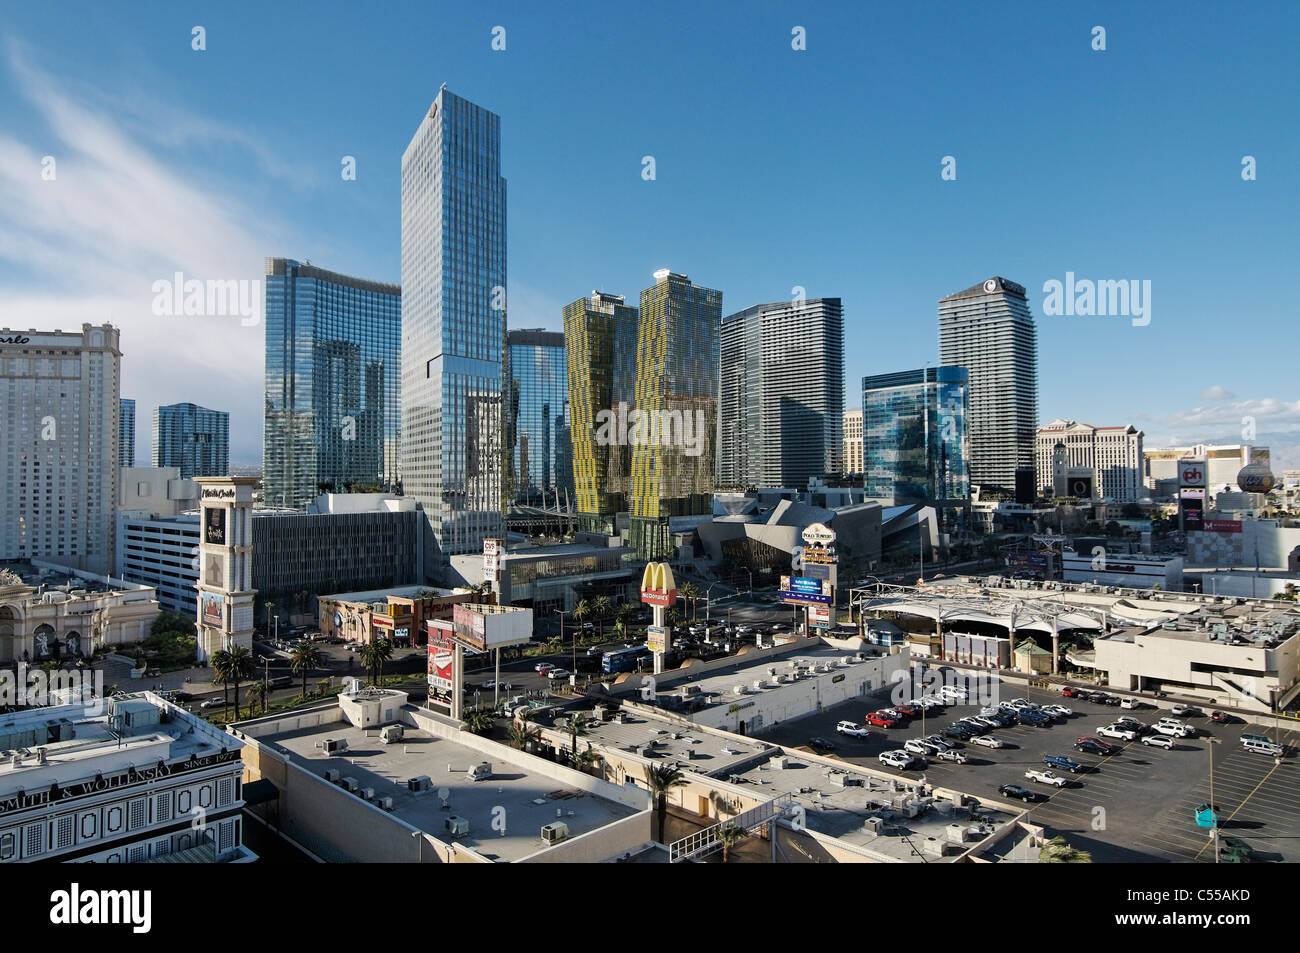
[{"x1": 640, "y1": 562, "x2": 677, "y2": 607}]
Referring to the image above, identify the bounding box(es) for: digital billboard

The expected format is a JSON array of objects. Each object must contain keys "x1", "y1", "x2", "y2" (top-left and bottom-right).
[
  {"x1": 200, "y1": 593, "x2": 224, "y2": 627},
  {"x1": 203, "y1": 506, "x2": 226, "y2": 545}
]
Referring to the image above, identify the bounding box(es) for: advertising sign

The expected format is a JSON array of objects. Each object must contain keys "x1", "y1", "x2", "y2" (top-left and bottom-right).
[
  {"x1": 808, "y1": 605, "x2": 832, "y2": 629},
  {"x1": 646, "y1": 625, "x2": 668, "y2": 653},
  {"x1": 204, "y1": 552, "x2": 225, "y2": 587},
  {"x1": 1178, "y1": 460, "x2": 1207, "y2": 488},
  {"x1": 640, "y1": 562, "x2": 677, "y2": 607},
  {"x1": 483, "y1": 538, "x2": 501, "y2": 578},
  {"x1": 427, "y1": 627, "x2": 456, "y2": 698},
  {"x1": 1067, "y1": 476, "x2": 1094, "y2": 499},
  {"x1": 801, "y1": 522, "x2": 837, "y2": 546},
  {"x1": 1204, "y1": 519, "x2": 1243, "y2": 534},
  {"x1": 779, "y1": 575, "x2": 833, "y2": 605},
  {"x1": 452, "y1": 603, "x2": 487, "y2": 650},
  {"x1": 203, "y1": 507, "x2": 226, "y2": 545},
  {"x1": 1182, "y1": 496, "x2": 1205, "y2": 531},
  {"x1": 200, "y1": 593, "x2": 224, "y2": 627}
]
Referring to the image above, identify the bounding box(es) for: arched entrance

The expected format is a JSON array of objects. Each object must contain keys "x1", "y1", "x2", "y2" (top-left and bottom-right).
[
  {"x1": 33, "y1": 623, "x2": 56, "y2": 660},
  {"x1": 0, "y1": 606, "x2": 18, "y2": 664}
]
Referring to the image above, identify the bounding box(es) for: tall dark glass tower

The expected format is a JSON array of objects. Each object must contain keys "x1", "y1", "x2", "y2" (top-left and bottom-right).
[
  {"x1": 153, "y1": 402, "x2": 228, "y2": 479},
  {"x1": 118, "y1": 397, "x2": 136, "y2": 467},
  {"x1": 506, "y1": 329, "x2": 569, "y2": 502},
  {"x1": 861, "y1": 366, "x2": 970, "y2": 508},
  {"x1": 263, "y1": 258, "x2": 401, "y2": 509},
  {"x1": 401, "y1": 87, "x2": 507, "y2": 561}
]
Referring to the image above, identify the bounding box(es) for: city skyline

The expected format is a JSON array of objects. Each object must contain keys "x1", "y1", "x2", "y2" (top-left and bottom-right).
[{"x1": 2, "y1": 3, "x2": 1296, "y2": 468}]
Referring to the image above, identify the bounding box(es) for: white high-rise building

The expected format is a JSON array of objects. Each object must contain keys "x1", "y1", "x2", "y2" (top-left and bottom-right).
[
  {"x1": 0, "y1": 324, "x2": 121, "y2": 574},
  {"x1": 401, "y1": 87, "x2": 507, "y2": 567},
  {"x1": 843, "y1": 409, "x2": 863, "y2": 474},
  {"x1": 938, "y1": 278, "x2": 1039, "y2": 495},
  {"x1": 1035, "y1": 419, "x2": 1144, "y2": 502}
]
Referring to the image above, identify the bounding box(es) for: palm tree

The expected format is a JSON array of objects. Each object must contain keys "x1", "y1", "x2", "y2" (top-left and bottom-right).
[
  {"x1": 264, "y1": 600, "x2": 276, "y2": 639},
  {"x1": 679, "y1": 582, "x2": 700, "y2": 623},
  {"x1": 290, "y1": 641, "x2": 324, "y2": 699},
  {"x1": 246, "y1": 680, "x2": 267, "y2": 716},
  {"x1": 592, "y1": 595, "x2": 613, "y2": 640},
  {"x1": 225, "y1": 645, "x2": 254, "y2": 719},
  {"x1": 508, "y1": 712, "x2": 542, "y2": 751},
  {"x1": 462, "y1": 707, "x2": 495, "y2": 735},
  {"x1": 358, "y1": 637, "x2": 394, "y2": 686},
  {"x1": 717, "y1": 822, "x2": 747, "y2": 863},
  {"x1": 574, "y1": 746, "x2": 605, "y2": 777},
  {"x1": 644, "y1": 763, "x2": 687, "y2": 842},
  {"x1": 572, "y1": 599, "x2": 592, "y2": 641},
  {"x1": 1039, "y1": 836, "x2": 1093, "y2": 863},
  {"x1": 616, "y1": 603, "x2": 637, "y2": 629},
  {"x1": 566, "y1": 712, "x2": 590, "y2": 756},
  {"x1": 209, "y1": 650, "x2": 233, "y2": 718}
]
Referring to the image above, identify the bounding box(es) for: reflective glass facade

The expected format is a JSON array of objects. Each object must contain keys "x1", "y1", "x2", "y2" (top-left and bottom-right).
[
  {"x1": 152, "y1": 402, "x2": 228, "y2": 480},
  {"x1": 629, "y1": 271, "x2": 721, "y2": 560},
  {"x1": 118, "y1": 397, "x2": 135, "y2": 467},
  {"x1": 861, "y1": 366, "x2": 969, "y2": 506},
  {"x1": 401, "y1": 88, "x2": 507, "y2": 558},
  {"x1": 506, "y1": 329, "x2": 569, "y2": 501},
  {"x1": 564, "y1": 292, "x2": 638, "y2": 534},
  {"x1": 263, "y1": 258, "x2": 402, "y2": 509}
]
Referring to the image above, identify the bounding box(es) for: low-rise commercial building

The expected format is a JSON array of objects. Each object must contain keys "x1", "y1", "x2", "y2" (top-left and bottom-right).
[
  {"x1": 1060, "y1": 551, "x2": 1183, "y2": 591},
  {"x1": 317, "y1": 585, "x2": 470, "y2": 646}
]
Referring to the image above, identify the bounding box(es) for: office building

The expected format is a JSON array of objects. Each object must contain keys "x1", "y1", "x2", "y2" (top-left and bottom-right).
[
  {"x1": 506, "y1": 329, "x2": 570, "y2": 502},
  {"x1": 938, "y1": 277, "x2": 1038, "y2": 494},
  {"x1": 401, "y1": 87, "x2": 507, "y2": 564},
  {"x1": 119, "y1": 397, "x2": 135, "y2": 467},
  {"x1": 628, "y1": 270, "x2": 722, "y2": 560},
  {"x1": 564, "y1": 291, "x2": 639, "y2": 535},
  {"x1": 719, "y1": 297, "x2": 844, "y2": 488},
  {"x1": 0, "y1": 693, "x2": 255, "y2": 863},
  {"x1": 1035, "y1": 419, "x2": 1144, "y2": 502},
  {"x1": 152, "y1": 402, "x2": 229, "y2": 479},
  {"x1": 861, "y1": 366, "x2": 970, "y2": 510},
  {"x1": 843, "y1": 409, "x2": 863, "y2": 474},
  {"x1": 263, "y1": 258, "x2": 402, "y2": 510},
  {"x1": 0, "y1": 323, "x2": 121, "y2": 575}
]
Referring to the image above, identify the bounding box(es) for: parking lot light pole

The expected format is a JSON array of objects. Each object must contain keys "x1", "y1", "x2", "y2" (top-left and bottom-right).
[{"x1": 1208, "y1": 736, "x2": 1222, "y2": 863}]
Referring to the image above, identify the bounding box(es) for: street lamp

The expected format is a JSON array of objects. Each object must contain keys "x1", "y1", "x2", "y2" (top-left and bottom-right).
[
  {"x1": 1207, "y1": 736, "x2": 1222, "y2": 863},
  {"x1": 706, "y1": 582, "x2": 720, "y2": 624},
  {"x1": 554, "y1": 608, "x2": 572, "y2": 669}
]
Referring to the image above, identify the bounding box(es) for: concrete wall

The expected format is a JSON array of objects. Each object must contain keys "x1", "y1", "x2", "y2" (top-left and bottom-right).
[{"x1": 515, "y1": 810, "x2": 652, "y2": 863}]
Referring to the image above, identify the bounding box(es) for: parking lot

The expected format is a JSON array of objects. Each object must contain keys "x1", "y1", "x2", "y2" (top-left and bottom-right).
[{"x1": 757, "y1": 677, "x2": 1300, "y2": 863}]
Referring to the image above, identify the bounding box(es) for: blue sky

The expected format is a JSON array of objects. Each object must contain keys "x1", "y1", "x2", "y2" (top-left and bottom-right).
[{"x1": 1, "y1": 0, "x2": 1297, "y2": 467}]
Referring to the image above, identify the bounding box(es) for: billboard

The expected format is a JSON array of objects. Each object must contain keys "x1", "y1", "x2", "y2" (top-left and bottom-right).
[
  {"x1": 1203, "y1": 519, "x2": 1242, "y2": 533},
  {"x1": 203, "y1": 507, "x2": 226, "y2": 545},
  {"x1": 1178, "y1": 460, "x2": 1206, "y2": 488},
  {"x1": 801, "y1": 522, "x2": 837, "y2": 546},
  {"x1": 451, "y1": 603, "x2": 532, "y2": 652},
  {"x1": 1067, "y1": 475, "x2": 1094, "y2": 499},
  {"x1": 1181, "y1": 496, "x2": 1205, "y2": 531},
  {"x1": 640, "y1": 562, "x2": 677, "y2": 607},
  {"x1": 483, "y1": 538, "x2": 501, "y2": 579},
  {"x1": 808, "y1": 606, "x2": 832, "y2": 629},
  {"x1": 200, "y1": 593, "x2": 224, "y2": 627},
  {"x1": 427, "y1": 627, "x2": 457, "y2": 698},
  {"x1": 204, "y1": 552, "x2": 225, "y2": 587},
  {"x1": 779, "y1": 575, "x2": 833, "y2": 605}
]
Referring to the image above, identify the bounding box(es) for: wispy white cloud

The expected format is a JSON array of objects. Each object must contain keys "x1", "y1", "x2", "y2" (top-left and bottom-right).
[
  {"x1": 0, "y1": 43, "x2": 300, "y2": 462},
  {"x1": 1199, "y1": 385, "x2": 1236, "y2": 401}
]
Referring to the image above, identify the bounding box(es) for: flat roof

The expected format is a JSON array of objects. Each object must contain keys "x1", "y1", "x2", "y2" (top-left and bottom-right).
[
  {"x1": 648, "y1": 644, "x2": 876, "y2": 711},
  {"x1": 260, "y1": 719, "x2": 639, "y2": 862},
  {"x1": 322, "y1": 584, "x2": 462, "y2": 604}
]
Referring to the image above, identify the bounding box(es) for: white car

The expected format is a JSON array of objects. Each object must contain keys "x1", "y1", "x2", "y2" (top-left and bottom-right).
[
  {"x1": 1097, "y1": 725, "x2": 1138, "y2": 741},
  {"x1": 1120, "y1": 697, "x2": 1139, "y2": 710},
  {"x1": 940, "y1": 687, "x2": 969, "y2": 702},
  {"x1": 1043, "y1": 704, "x2": 1072, "y2": 717},
  {"x1": 904, "y1": 739, "x2": 937, "y2": 756},
  {"x1": 1024, "y1": 769, "x2": 1069, "y2": 787},
  {"x1": 1141, "y1": 734, "x2": 1176, "y2": 749},
  {"x1": 546, "y1": 668, "x2": 570, "y2": 680},
  {"x1": 971, "y1": 735, "x2": 1005, "y2": 749},
  {"x1": 1006, "y1": 698, "x2": 1032, "y2": 710},
  {"x1": 1170, "y1": 704, "x2": 1200, "y2": 717},
  {"x1": 919, "y1": 696, "x2": 946, "y2": 710},
  {"x1": 936, "y1": 748, "x2": 968, "y2": 764},
  {"x1": 1154, "y1": 722, "x2": 1195, "y2": 738},
  {"x1": 836, "y1": 720, "x2": 871, "y2": 738},
  {"x1": 878, "y1": 750, "x2": 916, "y2": 769}
]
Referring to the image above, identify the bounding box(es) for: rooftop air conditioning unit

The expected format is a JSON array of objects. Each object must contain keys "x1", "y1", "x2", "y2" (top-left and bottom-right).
[
  {"x1": 379, "y1": 724, "x2": 404, "y2": 744},
  {"x1": 361, "y1": 787, "x2": 375, "y2": 801},
  {"x1": 770, "y1": 754, "x2": 788, "y2": 770},
  {"x1": 445, "y1": 815, "x2": 470, "y2": 836},
  {"x1": 752, "y1": 679, "x2": 765, "y2": 691},
  {"x1": 342, "y1": 777, "x2": 359, "y2": 793},
  {"x1": 407, "y1": 775, "x2": 432, "y2": 793},
  {"x1": 467, "y1": 762, "x2": 493, "y2": 781},
  {"x1": 377, "y1": 796, "x2": 394, "y2": 811},
  {"x1": 541, "y1": 822, "x2": 570, "y2": 845},
  {"x1": 322, "y1": 738, "x2": 348, "y2": 755},
  {"x1": 323, "y1": 768, "x2": 340, "y2": 783}
]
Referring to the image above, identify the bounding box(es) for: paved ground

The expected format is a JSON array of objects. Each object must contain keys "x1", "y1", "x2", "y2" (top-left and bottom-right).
[{"x1": 756, "y1": 677, "x2": 1300, "y2": 863}]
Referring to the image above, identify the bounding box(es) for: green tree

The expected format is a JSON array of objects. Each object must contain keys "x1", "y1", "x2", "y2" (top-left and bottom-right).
[
  {"x1": 574, "y1": 746, "x2": 604, "y2": 776},
  {"x1": 572, "y1": 599, "x2": 592, "y2": 639},
  {"x1": 290, "y1": 641, "x2": 324, "y2": 699},
  {"x1": 508, "y1": 712, "x2": 542, "y2": 751},
  {"x1": 462, "y1": 708, "x2": 495, "y2": 735},
  {"x1": 210, "y1": 645, "x2": 255, "y2": 719},
  {"x1": 566, "y1": 712, "x2": 590, "y2": 756},
  {"x1": 246, "y1": 679, "x2": 267, "y2": 716},
  {"x1": 644, "y1": 763, "x2": 688, "y2": 842},
  {"x1": 209, "y1": 650, "x2": 234, "y2": 717},
  {"x1": 679, "y1": 582, "x2": 701, "y2": 623},
  {"x1": 358, "y1": 637, "x2": 393, "y2": 685},
  {"x1": 1039, "y1": 835, "x2": 1093, "y2": 863},
  {"x1": 592, "y1": 595, "x2": 613, "y2": 640},
  {"x1": 717, "y1": 822, "x2": 747, "y2": 863}
]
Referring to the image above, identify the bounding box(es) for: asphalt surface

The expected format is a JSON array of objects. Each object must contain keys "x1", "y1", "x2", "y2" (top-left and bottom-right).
[{"x1": 756, "y1": 675, "x2": 1300, "y2": 863}]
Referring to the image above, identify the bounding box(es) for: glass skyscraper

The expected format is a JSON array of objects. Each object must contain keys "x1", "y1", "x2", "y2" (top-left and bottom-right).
[
  {"x1": 861, "y1": 366, "x2": 970, "y2": 508},
  {"x1": 119, "y1": 397, "x2": 135, "y2": 467},
  {"x1": 938, "y1": 277, "x2": 1038, "y2": 494},
  {"x1": 401, "y1": 87, "x2": 507, "y2": 560},
  {"x1": 263, "y1": 257, "x2": 401, "y2": 509},
  {"x1": 629, "y1": 270, "x2": 721, "y2": 560},
  {"x1": 152, "y1": 402, "x2": 229, "y2": 480},
  {"x1": 506, "y1": 329, "x2": 569, "y2": 502},
  {"x1": 719, "y1": 297, "x2": 844, "y2": 488},
  {"x1": 564, "y1": 291, "x2": 638, "y2": 535}
]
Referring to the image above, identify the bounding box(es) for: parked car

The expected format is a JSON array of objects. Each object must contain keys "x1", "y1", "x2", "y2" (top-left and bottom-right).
[
  {"x1": 865, "y1": 713, "x2": 898, "y2": 728},
  {"x1": 1170, "y1": 704, "x2": 1201, "y2": 717},
  {"x1": 1074, "y1": 737, "x2": 1118, "y2": 756},
  {"x1": 918, "y1": 696, "x2": 945, "y2": 710},
  {"x1": 1042, "y1": 754, "x2": 1084, "y2": 773},
  {"x1": 904, "y1": 739, "x2": 938, "y2": 756},
  {"x1": 1120, "y1": 697, "x2": 1140, "y2": 710},
  {"x1": 546, "y1": 668, "x2": 570, "y2": 680},
  {"x1": 1154, "y1": 721, "x2": 1196, "y2": 738},
  {"x1": 1097, "y1": 724, "x2": 1138, "y2": 742},
  {"x1": 1060, "y1": 686, "x2": 1081, "y2": 698},
  {"x1": 836, "y1": 720, "x2": 871, "y2": 738},
  {"x1": 1018, "y1": 710, "x2": 1052, "y2": 727},
  {"x1": 923, "y1": 733, "x2": 954, "y2": 750},
  {"x1": 1024, "y1": 769, "x2": 1069, "y2": 787},
  {"x1": 808, "y1": 737, "x2": 836, "y2": 754},
  {"x1": 1210, "y1": 710, "x2": 1233, "y2": 723},
  {"x1": 534, "y1": 662, "x2": 554, "y2": 674},
  {"x1": 895, "y1": 704, "x2": 923, "y2": 719},
  {"x1": 200, "y1": 697, "x2": 226, "y2": 710},
  {"x1": 997, "y1": 783, "x2": 1046, "y2": 804},
  {"x1": 1042, "y1": 704, "x2": 1072, "y2": 718},
  {"x1": 971, "y1": 735, "x2": 1005, "y2": 749},
  {"x1": 936, "y1": 747, "x2": 968, "y2": 764},
  {"x1": 943, "y1": 726, "x2": 974, "y2": 741},
  {"x1": 878, "y1": 750, "x2": 917, "y2": 769},
  {"x1": 1141, "y1": 734, "x2": 1177, "y2": 749}
]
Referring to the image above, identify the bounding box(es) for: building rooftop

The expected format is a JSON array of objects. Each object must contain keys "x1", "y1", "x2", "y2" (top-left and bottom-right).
[
  {"x1": 260, "y1": 718, "x2": 641, "y2": 862},
  {"x1": 322, "y1": 584, "x2": 462, "y2": 605}
]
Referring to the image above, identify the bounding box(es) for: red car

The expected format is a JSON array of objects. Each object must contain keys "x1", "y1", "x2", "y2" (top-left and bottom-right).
[
  {"x1": 1060, "y1": 687, "x2": 1080, "y2": 698},
  {"x1": 866, "y1": 713, "x2": 898, "y2": 728},
  {"x1": 894, "y1": 704, "x2": 922, "y2": 718},
  {"x1": 1210, "y1": 710, "x2": 1232, "y2": 724}
]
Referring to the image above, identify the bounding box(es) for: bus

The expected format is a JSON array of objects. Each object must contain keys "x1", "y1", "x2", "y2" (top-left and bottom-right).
[{"x1": 602, "y1": 645, "x2": 650, "y2": 674}]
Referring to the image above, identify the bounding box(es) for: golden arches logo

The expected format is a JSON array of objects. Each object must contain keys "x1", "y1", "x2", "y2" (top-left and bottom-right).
[{"x1": 640, "y1": 562, "x2": 676, "y2": 592}]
